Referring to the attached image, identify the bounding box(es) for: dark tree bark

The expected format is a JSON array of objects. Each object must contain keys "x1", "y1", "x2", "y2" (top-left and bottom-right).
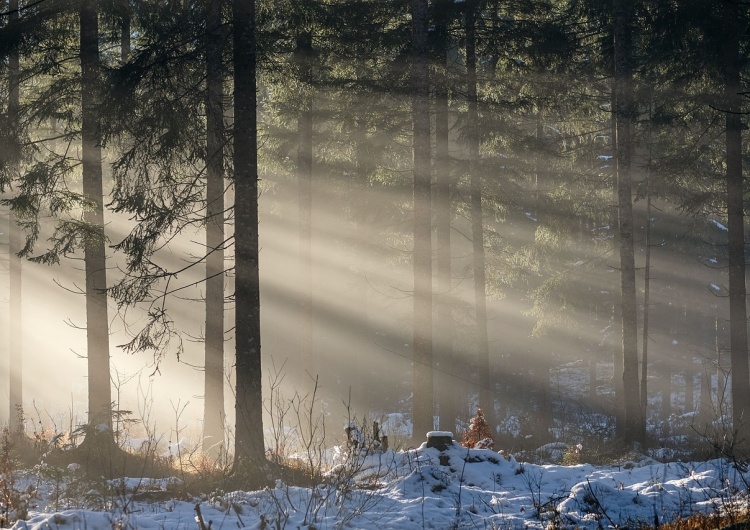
[
  {"x1": 296, "y1": 32, "x2": 314, "y2": 378},
  {"x1": 120, "y1": 0, "x2": 130, "y2": 62},
  {"x1": 232, "y1": 0, "x2": 267, "y2": 481},
  {"x1": 717, "y1": 317, "x2": 728, "y2": 415},
  {"x1": 80, "y1": 0, "x2": 113, "y2": 433},
  {"x1": 640, "y1": 176, "x2": 651, "y2": 437},
  {"x1": 411, "y1": 0, "x2": 434, "y2": 440},
  {"x1": 613, "y1": 0, "x2": 642, "y2": 444},
  {"x1": 8, "y1": 0, "x2": 22, "y2": 434},
  {"x1": 467, "y1": 0, "x2": 490, "y2": 416},
  {"x1": 609, "y1": 89, "x2": 625, "y2": 437},
  {"x1": 203, "y1": 0, "x2": 226, "y2": 459},
  {"x1": 723, "y1": 0, "x2": 750, "y2": 449},
  {"x1": 434, "y1": 0, "x2": 456, "y2": 434}
]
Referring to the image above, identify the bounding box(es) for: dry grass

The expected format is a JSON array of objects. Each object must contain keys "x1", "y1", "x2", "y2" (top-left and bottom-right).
[{"x1": 653, "y1": 512, "x2": 750, "y2": 529}]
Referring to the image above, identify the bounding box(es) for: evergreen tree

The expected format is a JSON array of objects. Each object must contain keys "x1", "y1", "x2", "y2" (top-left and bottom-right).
[
  {"x1": 232, "y1": 0, "x2": 268, "y2": 481},
  {"x1": 80, "y1": 0, "x2": 113, "y2": 437},
  {"x1": 411, "y1": 0, "x2": 434, "y2": 440},
  {"x1": 612, "y1": 0, "x2": 641, "y2": 444},
  {"x1": 465, "y1": 0, "x2": 490, "y2": 424},
  {"x1": 433, "y1": 0, "x2": 459, "y2": 435},
  {"x1": 7, "y1": 0, "x2": 22, "y2": 435},
  {"x1": 203, "y1": 0, "x2": 227, "y2": 459},
  {"x1": 721, "y1": 0, "x2": 750, "y2": 450},
  {"x1": 295, "y1": 30, "x2": 315, "y2": 378}
]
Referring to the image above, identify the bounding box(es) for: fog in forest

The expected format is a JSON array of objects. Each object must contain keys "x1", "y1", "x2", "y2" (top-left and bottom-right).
[{"x1": 0, "y1": 122, "x2": 731, "y2": 448}]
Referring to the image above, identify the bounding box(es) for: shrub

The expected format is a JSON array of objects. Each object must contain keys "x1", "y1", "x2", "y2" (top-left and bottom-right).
[{"x1": 460, "y1": 408, "x2": 494, "y2": 450}]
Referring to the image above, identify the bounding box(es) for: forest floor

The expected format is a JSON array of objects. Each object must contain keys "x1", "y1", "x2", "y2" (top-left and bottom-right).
[{"x1": 5, "y1": 430, "x2": 750, "y2": 530}]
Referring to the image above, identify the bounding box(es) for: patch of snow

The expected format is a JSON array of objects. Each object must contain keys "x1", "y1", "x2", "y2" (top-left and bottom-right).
[{"x1": 426, "y1": 431, "x2": 454, "y2": 438}]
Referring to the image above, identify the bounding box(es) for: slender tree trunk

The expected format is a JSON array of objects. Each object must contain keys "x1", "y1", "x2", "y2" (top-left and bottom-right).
[
  {"x1": 8, "y1": 0, "x2": 22, "y2": 434},
  {"x1": 661, "y1": 367, "x2": 672, "y2": 420},
  {"x1": 232, "y1": 0, "x2": 266, "y2": 480},
  {"x1": 351, "y1": 112, "x2": 372, "y2": 411},
  {"x1": 434, "y1": 1, "x2": 456, "y2": 434},
  {"x1": 120, "y1": 0, "x2": 130, "y2": 62},
  {"x1": 203, "y1": 0, "x2": 226, "y2": 459},
  {"x1": 534, "y1": 116, "x2": 553, "y2": 435},
  {"x1": 717, "y1": 317, "x2": 727, "y2": 414},
  {"x1": 610, "y1": 88, "x2": 625, "y2": 437},
  {"x1": 296, "y1": 32, "x2": 314, "y2": 379},
  {"x1": 683, "y1": 311, "x2": 695, "y2": 413},
  {"x1": 640, "y1": 191, "x2": 651, "y2": 427},
  {"x1": 411, "y1": 0, "x2": 434, "y2": 440},
  {"x1": 467, "y1": 0, "x2": 490, "y2": 416},
  {"x1": 80, "y1": 0, "x2": 112, "y2": 434},
  {"x1": 723, "y1": 0, "x2": 750, "y2": 450},
  {"x1": 640, "y1": 164, "x2": 651, "y2": 439},
  {"x1": 613, "y1": 0, "x2": 641, "y2": 444}
]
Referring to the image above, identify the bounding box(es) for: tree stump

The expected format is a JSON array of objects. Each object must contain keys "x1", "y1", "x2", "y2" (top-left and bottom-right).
[{"x1": 426, "y1": 431, "x2": 454, "y2": 451}]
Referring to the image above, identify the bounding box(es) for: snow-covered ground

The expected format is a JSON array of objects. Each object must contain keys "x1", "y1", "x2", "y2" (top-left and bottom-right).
[{"x1": 10, "y1": 436, "x2": 750, "y2": 530}]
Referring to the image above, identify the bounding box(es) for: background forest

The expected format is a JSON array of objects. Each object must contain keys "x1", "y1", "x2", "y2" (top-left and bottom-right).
[{"x1": 1, "y1": 0, "x2": 749, "y2": 482}]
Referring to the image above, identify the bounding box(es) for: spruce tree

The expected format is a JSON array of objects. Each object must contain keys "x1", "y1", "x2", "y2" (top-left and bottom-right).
[
  {"x1": 722, "y1": 0, "x2": 750, "y2": 450},
  {"x1": 203, "y1": 0, "x2": 227, "y2": 459},
  {"x1": 80, "y1": 0, "x2": 114, "y2": 438},
  {"x1": 232, "y1": 0, "x2": 268, "y2": 481},
  {"x1": 7, "y1": 0, "x2": 22, "y2": 435},
  {"x1": 411, "y1": 0, "x2": 434, "y2": 441},
  {"x1": 612, "y1": 0, "x2": 641, "y2": 445},
  {"x1": 432, "y1": 0, "x2": 456, "y2": 434}
]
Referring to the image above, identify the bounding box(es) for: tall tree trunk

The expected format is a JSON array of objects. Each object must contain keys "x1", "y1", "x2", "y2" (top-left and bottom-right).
[
  {"x1": 613, "y1": 0, "x2": 641, "y2": 444},
  {"x1": 411, "y1": 0, "x2": 433, "y2": 440},
  {"x1": 80, "y1": 0, "x2": 112, "y2": 434},
  {"x1": 467, "y1": 0, "x2": 490, "y2": 416},
  {"x1": 232, "y1": 0, "x2": 266, "y2": 480},
  {"x1": 723, "y1": 0, "x2": 750, "y2": 450},
  {"x1": 351, "y1": 113, "x2": 372, "y2": 411},
  {"x1": 640, "y1": 176, "x2": 651, "y2": 438},
  {"x1": 434, "y1": 1, "x2": 456, "y2": 434},
  {"x1": 296, "y1": 32, "x2": 314, "y2": 379},
  {"x1": 203, "y1": 0, "x2": 226, "y2": 459},
  {"x1": 8, "y1": 0, "x2": 22, "y2": 434},
  {"x1": 120, "y1": 0, "x2": 130, "y2": 62},
  {"x1": 609, "y1": 87, "x2": 625, "y2": 437},
  {"x1": 717, "y1": 317, "x2": 728, "y2": 414}
]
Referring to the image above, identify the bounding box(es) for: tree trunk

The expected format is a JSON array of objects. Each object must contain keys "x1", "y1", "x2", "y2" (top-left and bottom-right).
[
  {"x1": 717, "y1": 317, "x2": 728, "y2": 415},
  {"x1": 613, "y1": 0, "x2": 642, "y2": 444},
  {"x1": 232, "y1": 0, "x2": 267, "y2": 481},
  {"x1": 609, "y1": 88, "x2": 625, "y2": 438},
  {"x1": 351, "y1": 113, "x2": 372, "y2": 411},
  {"x1": 120, "y1": 0, "x2": 130, "y2": 62},
  {"x1": 640, "y1": 169, "x2": 651, "y2": 439},
  {"x1": 8, "y1": 0, "x2": 22, "y2": 434},
  {"x1": 80, "y1": 0, "x2": 113, "y2": 434},
  {"x1": 723, "y1": 0, "x2": 750, "y2": 450},
  {"x1": 661, "y1": 367, "x2": 672, "y2": 420},
  {"x1": 203, "y1": 0, "x2": 226, "y2": 459},
  {"x1": 411, "y1": 0, "x2": 433, "y2": 440},
  {"x1": 467, "y1": 0, "x2": 490, "y2": 420},
  {"x1": 296, "y1": 32, "x2": 314, "y2": 379},
  {"x1": 434, "y1": 1, "x2": 456, "y2": 435}
]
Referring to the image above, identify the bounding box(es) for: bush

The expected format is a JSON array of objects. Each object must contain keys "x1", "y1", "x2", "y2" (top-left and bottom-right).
[{"x1": 459, "y1": 408, "x2": 494, "y2": 450}]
